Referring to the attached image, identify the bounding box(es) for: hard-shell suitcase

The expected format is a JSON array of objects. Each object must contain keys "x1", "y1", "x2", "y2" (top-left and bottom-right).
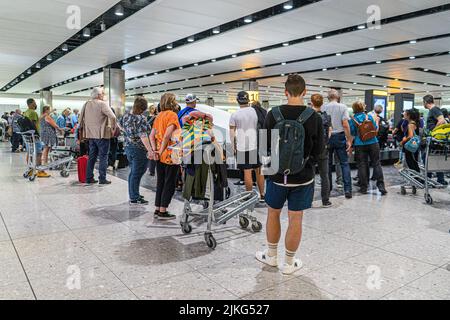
[{"x1": 77, "y1": 155, "x2": 88, "y2": 183}]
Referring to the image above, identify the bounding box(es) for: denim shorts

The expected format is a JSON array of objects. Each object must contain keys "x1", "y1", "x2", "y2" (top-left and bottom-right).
[
  {"x1": 265, "y1": 179, "x2": 314, "y2": 212},
  {"x1": 35, "y1": 140, "x2": 44, "y2": 154}
]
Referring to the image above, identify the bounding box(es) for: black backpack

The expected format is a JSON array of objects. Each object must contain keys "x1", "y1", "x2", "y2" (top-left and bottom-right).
[
  {"x1": 272, "y1": 107, "x2": 315, "y2": 177},
  {"x1": 318, "y1": 111, "x2": 331, "y2": 144},
  {"x1": 17, "y1": 116, "x2": 37, "y2": 134}
]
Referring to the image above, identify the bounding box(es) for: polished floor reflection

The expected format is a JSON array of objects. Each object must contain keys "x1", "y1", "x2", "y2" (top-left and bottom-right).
[{"x1": 0, "y1": 142, "x2": 449, "y2": 300}]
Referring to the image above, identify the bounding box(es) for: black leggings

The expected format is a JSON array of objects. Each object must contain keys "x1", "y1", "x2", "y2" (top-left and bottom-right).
[
  {"x1": 405, "y1": 150, "x2": 420, "y2": 173},
  {"x1": 155, "y1": 162, "x2": 179, "y2": 208}
]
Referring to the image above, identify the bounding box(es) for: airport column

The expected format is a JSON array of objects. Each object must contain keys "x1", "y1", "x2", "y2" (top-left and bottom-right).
[
  {"x1": 39, "y1": 90, "x2": 52, "y2": 114},
  {"x1": 206, "y1": 97, "x2": 215, "y2": 107},
  {"x1": 104, "y1": 67, "x2": 125, "y2": 116}
]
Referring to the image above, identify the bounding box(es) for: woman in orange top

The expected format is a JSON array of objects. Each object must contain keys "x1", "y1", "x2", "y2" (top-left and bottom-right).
[{"x1": 150, "y1": 93, "x2": 181, "y2": 220}]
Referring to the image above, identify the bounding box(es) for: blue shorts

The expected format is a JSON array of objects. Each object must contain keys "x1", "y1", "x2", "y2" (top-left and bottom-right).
[
  {"x1": 35, "y1": 140, "x2": 43, "y2": 154},
  {"x1": 265, "y1": 179, "x2": 314, "y2": 212}
]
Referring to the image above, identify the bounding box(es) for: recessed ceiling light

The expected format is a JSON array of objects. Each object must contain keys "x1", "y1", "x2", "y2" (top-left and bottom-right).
[
  {"x1": 20, "y1": 74, "x2": 24, "y2": 79},
  {"x1": 316, "y1": 34, "x2": 323, "y2": 39},
  {"x1": 194, "y1": 63, "x2": 199, "y2": 66},
  {"x1": 409, "y1": 56, "x2": 416, "y2": 60},
  {"x1": 83, "y1": 27, "x2": 91, "y2": 38},
  {"x1": 122, "y1": 59, "x2": 127, "y2": 64},
  {"x1": 368, "y1": 47, "x2": 375, "y2": 51},
  {"x1": 135, "y1": 55, "x2": 141, "y2": 60},
  {"x1": 179, "y1": 66, "x2": 183, "y2": 70},
  {"x1": 166, "y1": 43, "x2": 173, "y2": 49},
  {"x1": 424, "y1": 83, "x2": 428, "y2": 85},
  {"x1": 153, "y1": 72, "x2": 158, "y2": 75},
  {"x1": 187, "y1": 36, "x2": 195, "y2": 43},
  {"x1": 210, "y1": 74, "x2": 215, "y2": 77},
  {"x1": 150, "y1": 50, "x2": 156, "y2": 55},
  {"x1": 115, "y1": 4, "x2": 124, "y2": 16},
  {"x1": 94, "y1": 70, "x2": 99, "y2": 74},
  {"x1": 329, "y1": 79, "x2": 334, "y2": 82},
  {"x1": 166, "y1": 70, "x2": 170, "y2": 73},
  {"x1": 371, "y1": 75, "x2": 376, "y2": 78},
  {"x1": 446, "y1": 74, "x2": 450, "y2": 77},
  {"x1": 322, "y1": 68, "x2": 327, "y2": 71},
  {"x1": 46, "y1": 55, "x2": 52, "y2": 61},
  {"x1": 281, "y1": 73, "x2": 285, "y2": 76},
  {"x1": 35, "y1": 63, "x2": 41, "y2": 69},
  {"x1": 100, "y1": 21, "x2": 106, "y2": 32},
  {"x1": 376, "y1": 61, "x2": 382, "y2": 64},
  {"x1": 242, "y1": 69, "x2": 246, "y2": 72},
  {"x1": 211, "y1": 59, "x2": 216, "y2": 62},
  {"x1": 244, "y1": 16, "x2": 253, "y2": 23},
  {"x1": 282, "y1": 42, "x2": 290, "y2": 47},
  {"x1": 424, "y1": 68, "x2": 429, "y2": 71},
  {"x1": 232, "y1": 54, "x2": 237, "y2": 58},
  {"x1": 61, "y1": 44, "x2": 69, "y2": 52},
  {"x1": 336, "y1": 53, "x2": 342, "y2": 56},
  {"x1": 283, "y1": 1, "x2": 294, "y2": 10},
  {"x1": 254, "y1": 49, "x2": 261, "y2": 53},
  {"x1": 353, "y1": 82, "x2": 358, "y2": 85},
  {"x1": 212, "y1": 27, "x2": 220, "y2": 34},
  {"x1": 409, "y1": 40, "x2": 417, "y2": 44},
  {"x1": 357, "y1": 24, "x2": 366, "y2": 30},
  {"x1": 281, "y1": 62, "x2": 287, "y2": 66}
]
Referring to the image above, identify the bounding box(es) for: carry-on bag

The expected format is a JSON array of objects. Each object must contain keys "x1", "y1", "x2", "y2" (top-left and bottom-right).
[{"x1": 77, "y1": 155, "x2": 88, "y2": 183}]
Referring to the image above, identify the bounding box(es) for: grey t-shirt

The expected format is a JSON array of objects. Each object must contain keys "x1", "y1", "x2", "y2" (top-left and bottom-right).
[
  {"x1": 322, "y1": 101, "x2": 350, "y2": 133},
  {"x1": 426, "y1": 106, "x2": 443, "y2": 131},
  {"x1": 229, "y1": 106, "x2": 258, "y2": 152}
]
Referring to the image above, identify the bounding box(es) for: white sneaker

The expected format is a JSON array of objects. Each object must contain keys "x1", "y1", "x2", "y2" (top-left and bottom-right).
[
  {"x1": 281, "y1": 258, "x2": 303, "y2": 275},
  {"x1": 255, "y1": 250, "x2": 278, "y2": 267}
]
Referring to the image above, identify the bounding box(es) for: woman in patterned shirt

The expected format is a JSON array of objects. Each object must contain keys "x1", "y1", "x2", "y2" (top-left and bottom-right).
[{"x1": 120, "y1": 97, "x2": 153, "y2": 205}]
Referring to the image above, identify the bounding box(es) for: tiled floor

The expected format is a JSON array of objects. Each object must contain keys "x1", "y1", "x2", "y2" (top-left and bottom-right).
[{"x1": 0, "y1": 142, "x2": 449, "y2": 300}]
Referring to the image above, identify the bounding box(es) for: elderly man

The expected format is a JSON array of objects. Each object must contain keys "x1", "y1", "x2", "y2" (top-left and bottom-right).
[
  {"x1": 322, "y1": 89, "x2": 353, "y2": 199},
  {"x1": 79, "y1": 87, "x2": 117, "y2": 185}
]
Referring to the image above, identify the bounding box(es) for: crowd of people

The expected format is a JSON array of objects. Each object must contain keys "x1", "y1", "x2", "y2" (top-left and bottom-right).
[{"x1": 2, "y1": 74, "x2": 449, "y2": 275}]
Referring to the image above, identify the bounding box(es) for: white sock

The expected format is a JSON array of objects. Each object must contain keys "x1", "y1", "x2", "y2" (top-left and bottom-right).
[
  {"x1": 267, "y1": 242, "x2": 278, "y2": 257},
  {"x1": 285, "y1": 249, "x2": 296, "y2": 265}
]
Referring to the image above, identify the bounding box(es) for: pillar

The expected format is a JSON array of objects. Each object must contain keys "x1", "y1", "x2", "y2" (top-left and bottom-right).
[
  {"x1": 104, "y1": 68, "x2": 125, "y2": 116},
  {"x1": 39, "y1": 90, "x2": 52, "y2": 114},
  {"x1": 206, "y1": 97, "x2": 215, "y2": 107}
]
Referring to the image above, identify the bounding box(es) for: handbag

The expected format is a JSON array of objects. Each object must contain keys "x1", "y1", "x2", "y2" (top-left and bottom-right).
[{"x1": 404, "y1": 134, "x2": 420, "y2": 153}]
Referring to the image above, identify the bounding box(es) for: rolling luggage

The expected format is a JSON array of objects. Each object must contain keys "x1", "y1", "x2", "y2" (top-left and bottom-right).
[{"x1": 77, "y1": 155, "x2": 88, "y2": 183}]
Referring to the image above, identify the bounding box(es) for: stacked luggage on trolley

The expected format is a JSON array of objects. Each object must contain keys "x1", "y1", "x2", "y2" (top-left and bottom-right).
[
  {"x1": 176, "y1": 113, "x2": 261, "y2": 249},
  {"x1": 400, "y1": 124, "x2": 450, "y2": 205}
]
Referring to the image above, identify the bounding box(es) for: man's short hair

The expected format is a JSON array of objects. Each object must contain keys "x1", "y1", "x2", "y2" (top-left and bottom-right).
[
  {"x1": 374, "y1": 105, "x2": 383, "y2": 113},
  {"x1": 91, "y1": 87, "x2": 104, "y2": 99},
  {"x1": 285, "y1": 74, "x2": 306, "y2": 97},
  {"x1": 310, "y1": 94, "x2": 324, "y2": 108},
  {"x1": 26, "y1": 98, "x2": 35, "y2": 106},
  {"x1": 327, "y1": 89, "x2": 340, "y2": 101},
  {"x1": 423, "y1": 94, "x2": 434, "y2": 105}
]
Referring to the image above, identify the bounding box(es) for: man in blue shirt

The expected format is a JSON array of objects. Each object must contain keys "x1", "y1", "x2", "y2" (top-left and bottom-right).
[
  {"x1": 71, "y1": 109, "x2": 79, "y2": 128},
  {"x1": 178, "y1": 94, "x2": 199, "y2": 127}
]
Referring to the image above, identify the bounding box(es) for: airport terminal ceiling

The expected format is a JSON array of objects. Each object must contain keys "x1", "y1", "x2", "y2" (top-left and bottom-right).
[{"x1": 1, "y1": 0, "x2": 450, "y2": 105}]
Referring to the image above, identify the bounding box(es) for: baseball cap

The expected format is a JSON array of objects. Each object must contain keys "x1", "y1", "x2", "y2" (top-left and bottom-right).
[
  {"x1": 185, "y1": 94, "x2": 199, "y2": 104},
  {"x1": 237, "y1": 91, "x2": 250, "y2": 104}
]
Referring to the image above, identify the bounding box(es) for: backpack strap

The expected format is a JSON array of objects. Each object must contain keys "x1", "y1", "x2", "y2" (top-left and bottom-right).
[
  {"x1": 297, "y1": 107, "x2": 315, "y2": 125},
  {"x1": 272, "y1": 107, "x2": 284, "y2": 122},
  {"x1": 351, "y1": 116, "x2": 361, "y2": 127}
]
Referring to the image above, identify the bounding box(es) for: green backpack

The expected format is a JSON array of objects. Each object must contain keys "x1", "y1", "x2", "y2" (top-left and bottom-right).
[{"x1": 272, "y1": 107, "x2": 315, "y2": 179}]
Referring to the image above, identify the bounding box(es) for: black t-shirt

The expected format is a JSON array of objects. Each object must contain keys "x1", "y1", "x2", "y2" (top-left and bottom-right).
[
  {"x1": 264, "y1": 105, "x2": 324, "y2": 185},
  {"x1": 426, "y1": 106, "x2": 443, "y2": 131}
]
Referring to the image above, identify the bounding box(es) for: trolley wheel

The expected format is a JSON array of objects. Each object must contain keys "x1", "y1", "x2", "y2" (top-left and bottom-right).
[
  {"x1": 181, "y1": 224, "x2": 192, "y2": 234},
  {"x1": 60, "y1": 170, "x2": 69, "y2": 178},
  {"x1": 251, "y1": 221, "x2": 263, "y2": 233},
  {"x1": 29, "y1": 174, "x2": 36, "y2": 182},
  {"x1": 239, "y1": 216, "x2": 250, "y2": 229},
  {"x1": 400, "y1": 186, "x2": 407, "y2": 195},
  {"x1": 23, "y1": 170, "x2": 32, "y2": 179},
  {"x1": 205, "y1": 233, "x2": 217, "y2": 250},
  {"x1": 412, "y1": 186, "x2": 417, "y2": 195},
  {"x1": 425, "y1": 194, "x2": 433, "y2": 205}
]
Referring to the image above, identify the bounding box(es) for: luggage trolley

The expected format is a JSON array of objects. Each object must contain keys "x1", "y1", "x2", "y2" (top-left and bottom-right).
[
  {"x1": 49, "y1": 129, "x2": 78, "y2": 167},
  {"x1": 400, "y1": 136, "x2": 450, "y2": 205},
  {"x1": 19, "y1": 130, "x2": 74, "y2": 181},
  {"x1": 179, "y1": 143, "x2": 262, "y2": 250}
]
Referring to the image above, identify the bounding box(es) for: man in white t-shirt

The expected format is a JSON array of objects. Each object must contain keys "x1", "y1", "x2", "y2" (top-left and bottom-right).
[{"x1": 229, "y1": 91, "x2": 265, "y2": 201}]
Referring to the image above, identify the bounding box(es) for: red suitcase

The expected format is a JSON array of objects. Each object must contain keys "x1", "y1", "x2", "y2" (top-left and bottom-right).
[{"x1": 77, "y1": 155, "x2": 88, "y2": 183}]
